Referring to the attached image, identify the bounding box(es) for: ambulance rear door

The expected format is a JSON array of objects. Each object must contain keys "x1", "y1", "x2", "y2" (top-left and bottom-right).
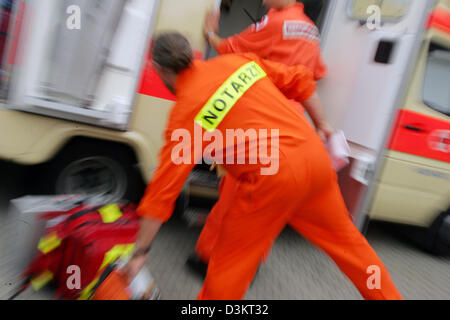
[
  {"x1": 318, "y1": 0, "x2": 435, "y2": 230},
  {"x1": 4, "y1": 0, "x2": 159, "y2": 131},
  {"x1": 370, "y1": 1, "x2": 450, "y2": 228}
]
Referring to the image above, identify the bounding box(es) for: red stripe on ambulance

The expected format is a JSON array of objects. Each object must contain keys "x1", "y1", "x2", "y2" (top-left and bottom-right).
[{"x1": 388, "y1": 109, "x2": 450, "y2": 163}]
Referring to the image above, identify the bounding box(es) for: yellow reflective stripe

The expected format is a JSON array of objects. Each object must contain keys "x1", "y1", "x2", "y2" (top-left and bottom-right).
[
  {"x1": 77, "y1": 243, "x2": 134, "y2": 300},
  {"x1": 99, "y1": 203, "x2": 123, "y2": 223},
  {"x1": 31, "y1": 270, "x2": 53, "y2": 291},
  {"x1": 38, "y1": 232, "x2": 62, "y2": 254},
  {"x1": 78, "y1": 244, "x2": 135, "y2": 300},
  {"x1": 194, "y1": 61, "x2": 267, "y2": 132},
  {"x1": 99, "y1": 244, "x2": 135, "y2": 271},
  {"x1": 78, "y1": 277, "x2": 99, "y2": 300}
]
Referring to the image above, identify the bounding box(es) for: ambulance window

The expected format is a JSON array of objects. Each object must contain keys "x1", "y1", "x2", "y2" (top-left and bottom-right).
[
  {"x1": 422, "y1": 43, "x2": 450, "y2": 116},
  {"x1": 347, "y1": 0, "x2": 411, "y2": 22}
]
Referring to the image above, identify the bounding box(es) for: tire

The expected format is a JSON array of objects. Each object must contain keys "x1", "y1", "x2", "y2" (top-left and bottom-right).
[
  {"x1": 428, "y1": 209, "x2": 450, "y2": 256},
  {"x1": 32, "y1": 140, "x2": 146, "y2": 204}
]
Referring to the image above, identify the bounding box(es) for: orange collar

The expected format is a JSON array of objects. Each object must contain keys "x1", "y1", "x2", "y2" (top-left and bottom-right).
[{"x1": 174, "y1": 59, "x2": 202, "y2": 94}]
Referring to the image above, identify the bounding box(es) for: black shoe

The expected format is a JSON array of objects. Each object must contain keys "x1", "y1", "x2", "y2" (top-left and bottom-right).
[{"x1": 186, "y1": 254, "x2": 208, "y2": 279}]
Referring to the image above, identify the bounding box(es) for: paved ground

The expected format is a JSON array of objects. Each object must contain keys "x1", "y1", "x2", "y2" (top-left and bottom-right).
[{"x1": 0, "y1": 161, "x2": 449, "y2": 300}]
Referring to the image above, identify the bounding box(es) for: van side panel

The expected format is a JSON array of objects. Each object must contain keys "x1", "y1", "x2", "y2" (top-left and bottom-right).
[
  {"x1": 369, "y1": 4, "x2": 450, "y2": 227},
  {"x1": 0, "y1": 0, "x2": 215, "y2": 184}
]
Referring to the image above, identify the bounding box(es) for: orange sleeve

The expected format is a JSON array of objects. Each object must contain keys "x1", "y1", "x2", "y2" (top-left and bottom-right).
[
  {"x1": 136, "y1": 104, "x2": 197, "y2": 222},
  {"x1": 249, "y1": 54, "x2": 317, "y2": 102},
  {"x1": 314, "y1": 53, "x2": 327, "y2": 80},
  {"x1": 217, "y1": 17, "x2": 274, "y2": 56}
]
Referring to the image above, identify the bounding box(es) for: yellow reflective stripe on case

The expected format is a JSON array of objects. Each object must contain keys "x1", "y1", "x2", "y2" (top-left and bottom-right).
[
  {"x1": 38, "y1": 232, "x2": 62, "y2": 254},
  {"x1": 78, "y1": 276, "x2": 100, "y2": 300},
  {"x1": 31, "y1": 270, "x2": 54, "y2": 291},
  {"x1": 78, "y1": 244, "x2": 135, "y2": 300},
  {"x1": 194, "y1": 61, "x2": 267, "y2": 132},
  {"x1": 99, "y1": 244, "x2": 135, "y2": 271},
  {"x1": 99, "y1": 203, "x2": 123, "y2": 223}
]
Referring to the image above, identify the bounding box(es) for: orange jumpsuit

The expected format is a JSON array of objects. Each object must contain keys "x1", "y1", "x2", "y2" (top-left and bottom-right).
[
  {"x1": 137, "y1": 53, "x2": 402, "y2": 300},
  {"x1": 196, "y1": 1, "x2": 327, "y2": 263},
  {"x1": 216, "y1": 2, "x2": 327, "y2": 80}
]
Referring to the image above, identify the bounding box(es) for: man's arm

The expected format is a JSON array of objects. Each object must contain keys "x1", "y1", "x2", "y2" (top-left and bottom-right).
[
  {"x1": 204, "y1": 9, "x2": 222, "y2": 50},
  {"x1": 123, "y1": 105, "x2": 197, "y2": 279},
  {"x1": 255, "y1": 54, "x2": 317, "y2": 102},
  {"x1": 303, "y1": 92, "x2": 333, "y2": 141},
  {"x1": 254, "y1": 55, "x2": 333, "y2": 140},
  {"x1": 206, "y1": 31, "x2": 223, "y2": 52},
  {"x1": 204, "y1": 9, "x2": 273, "y2": 56},
  {"x1": 122, "y1": 218, "x2": 162, "y2": 281}
]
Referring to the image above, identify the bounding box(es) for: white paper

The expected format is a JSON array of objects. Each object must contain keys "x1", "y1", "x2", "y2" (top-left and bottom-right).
[{"x1": 327, "y1": 130, "x2": 350, "y2": 172}]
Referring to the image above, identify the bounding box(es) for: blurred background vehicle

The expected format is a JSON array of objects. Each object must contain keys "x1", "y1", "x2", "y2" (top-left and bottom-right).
[{"x1": 0, "y1": 0, "x2": 448, "y2": 254}]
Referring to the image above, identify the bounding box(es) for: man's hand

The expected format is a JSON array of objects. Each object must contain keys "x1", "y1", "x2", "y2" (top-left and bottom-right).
[
  {"x1": 120, "y1": 217, "x2": 162, "y2": 282},
  {"x1": 317, "y1": 122, "x2": 334, "y2": 143},
  {"x1": 210, "y1": 162, "x2": 228, "y2": 178},
  {"x1": 121, "y1": 254, "x2": 148, "y2": 283},
  {"x1": 204, "y1": 8, "x2": 220, "y2": 38}
]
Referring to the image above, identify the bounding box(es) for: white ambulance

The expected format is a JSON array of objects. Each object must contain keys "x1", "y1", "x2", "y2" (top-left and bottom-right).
[{"x1": 0, "y1": 0, "x2": 448, "y2": 252}]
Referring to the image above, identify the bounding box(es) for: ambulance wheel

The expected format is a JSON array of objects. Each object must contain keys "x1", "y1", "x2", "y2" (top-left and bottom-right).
[
  {"x1": 35, "y1": 139, "x2": 146, "y2": 204},
  {"x1": 427, "y1": 208, "x2": 450, "y2": 256}
]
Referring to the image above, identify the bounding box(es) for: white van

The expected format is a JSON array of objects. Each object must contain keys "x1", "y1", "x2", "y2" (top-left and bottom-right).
[{"x1": 0, "y1": 0, "x2": 448, "y2": 252}]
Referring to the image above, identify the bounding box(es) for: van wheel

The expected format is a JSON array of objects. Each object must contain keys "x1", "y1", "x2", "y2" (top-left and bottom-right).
[
  {"x1": 428, "y1": 209, "x2": 450, "y2": 255},
  {"x1": 34, "y1": 141, "x2": 146, "y2": 204}
]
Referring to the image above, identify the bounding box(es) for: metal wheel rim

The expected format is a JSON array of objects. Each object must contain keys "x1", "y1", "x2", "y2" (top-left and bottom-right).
[{"x1": 55, "y1": 156, "x2": 127, "y2": 203}]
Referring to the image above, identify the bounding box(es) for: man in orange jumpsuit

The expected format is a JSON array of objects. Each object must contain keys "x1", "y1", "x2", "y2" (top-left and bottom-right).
[
  {"x1": 190, "y1": 0, "x2": 332, "y2": 271},
  {"x1": 206, "y1": 0, "x2": 327, "y2": 81},
  {"x1": 124, "y1": 32, "x2": 402, "y2": 300}
]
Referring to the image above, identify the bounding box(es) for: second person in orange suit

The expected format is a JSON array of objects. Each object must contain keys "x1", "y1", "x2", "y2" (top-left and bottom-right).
[
  {"x1": 123, "y1": 32, "x2": 403, "y2": 300},
  {"x1": 190, "y1": 0, "x2": 332, "y2": 272}
]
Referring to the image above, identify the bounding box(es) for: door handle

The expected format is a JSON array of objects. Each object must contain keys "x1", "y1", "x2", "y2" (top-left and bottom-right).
[
  {"x1": 404, "y1": 124, "x2": 427, "y2": 132},
  {"x1": 375, "y1": 40, "x2": 396, "y2": 64}
]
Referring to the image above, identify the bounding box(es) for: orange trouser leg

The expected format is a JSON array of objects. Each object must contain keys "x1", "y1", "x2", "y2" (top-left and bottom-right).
[
  {"x1": 198, "y1": 130, "x2": 402, "y2": 300},
  {"x1": 196, "y1": 175, "x2": 273, "y2": 264},
  {"x1": 195, "y1": 175, "x2": 238, "y2": 263},
  {"x1": 288, "y1": 180, "x2": 403, "y2": 300},
  {"x1": 197, "y1": 176, "x2": 402, "y2": 300},
  {"x1": 197, "y1": 170, "x2": 299, "y2": 300},
  {"x1": 197, "y1": 203, "x2": 288, "y2": 300}
]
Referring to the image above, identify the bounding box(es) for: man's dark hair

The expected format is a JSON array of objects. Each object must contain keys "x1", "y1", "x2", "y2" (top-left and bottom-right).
[{"x1": 152, "y1": 32, "x2": 193, "y2": 74}]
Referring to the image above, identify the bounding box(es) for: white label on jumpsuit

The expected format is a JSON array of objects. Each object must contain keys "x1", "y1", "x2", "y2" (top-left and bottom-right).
[{"x1": 283, "y1": 20, "x2": 320, "y2": 41}]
